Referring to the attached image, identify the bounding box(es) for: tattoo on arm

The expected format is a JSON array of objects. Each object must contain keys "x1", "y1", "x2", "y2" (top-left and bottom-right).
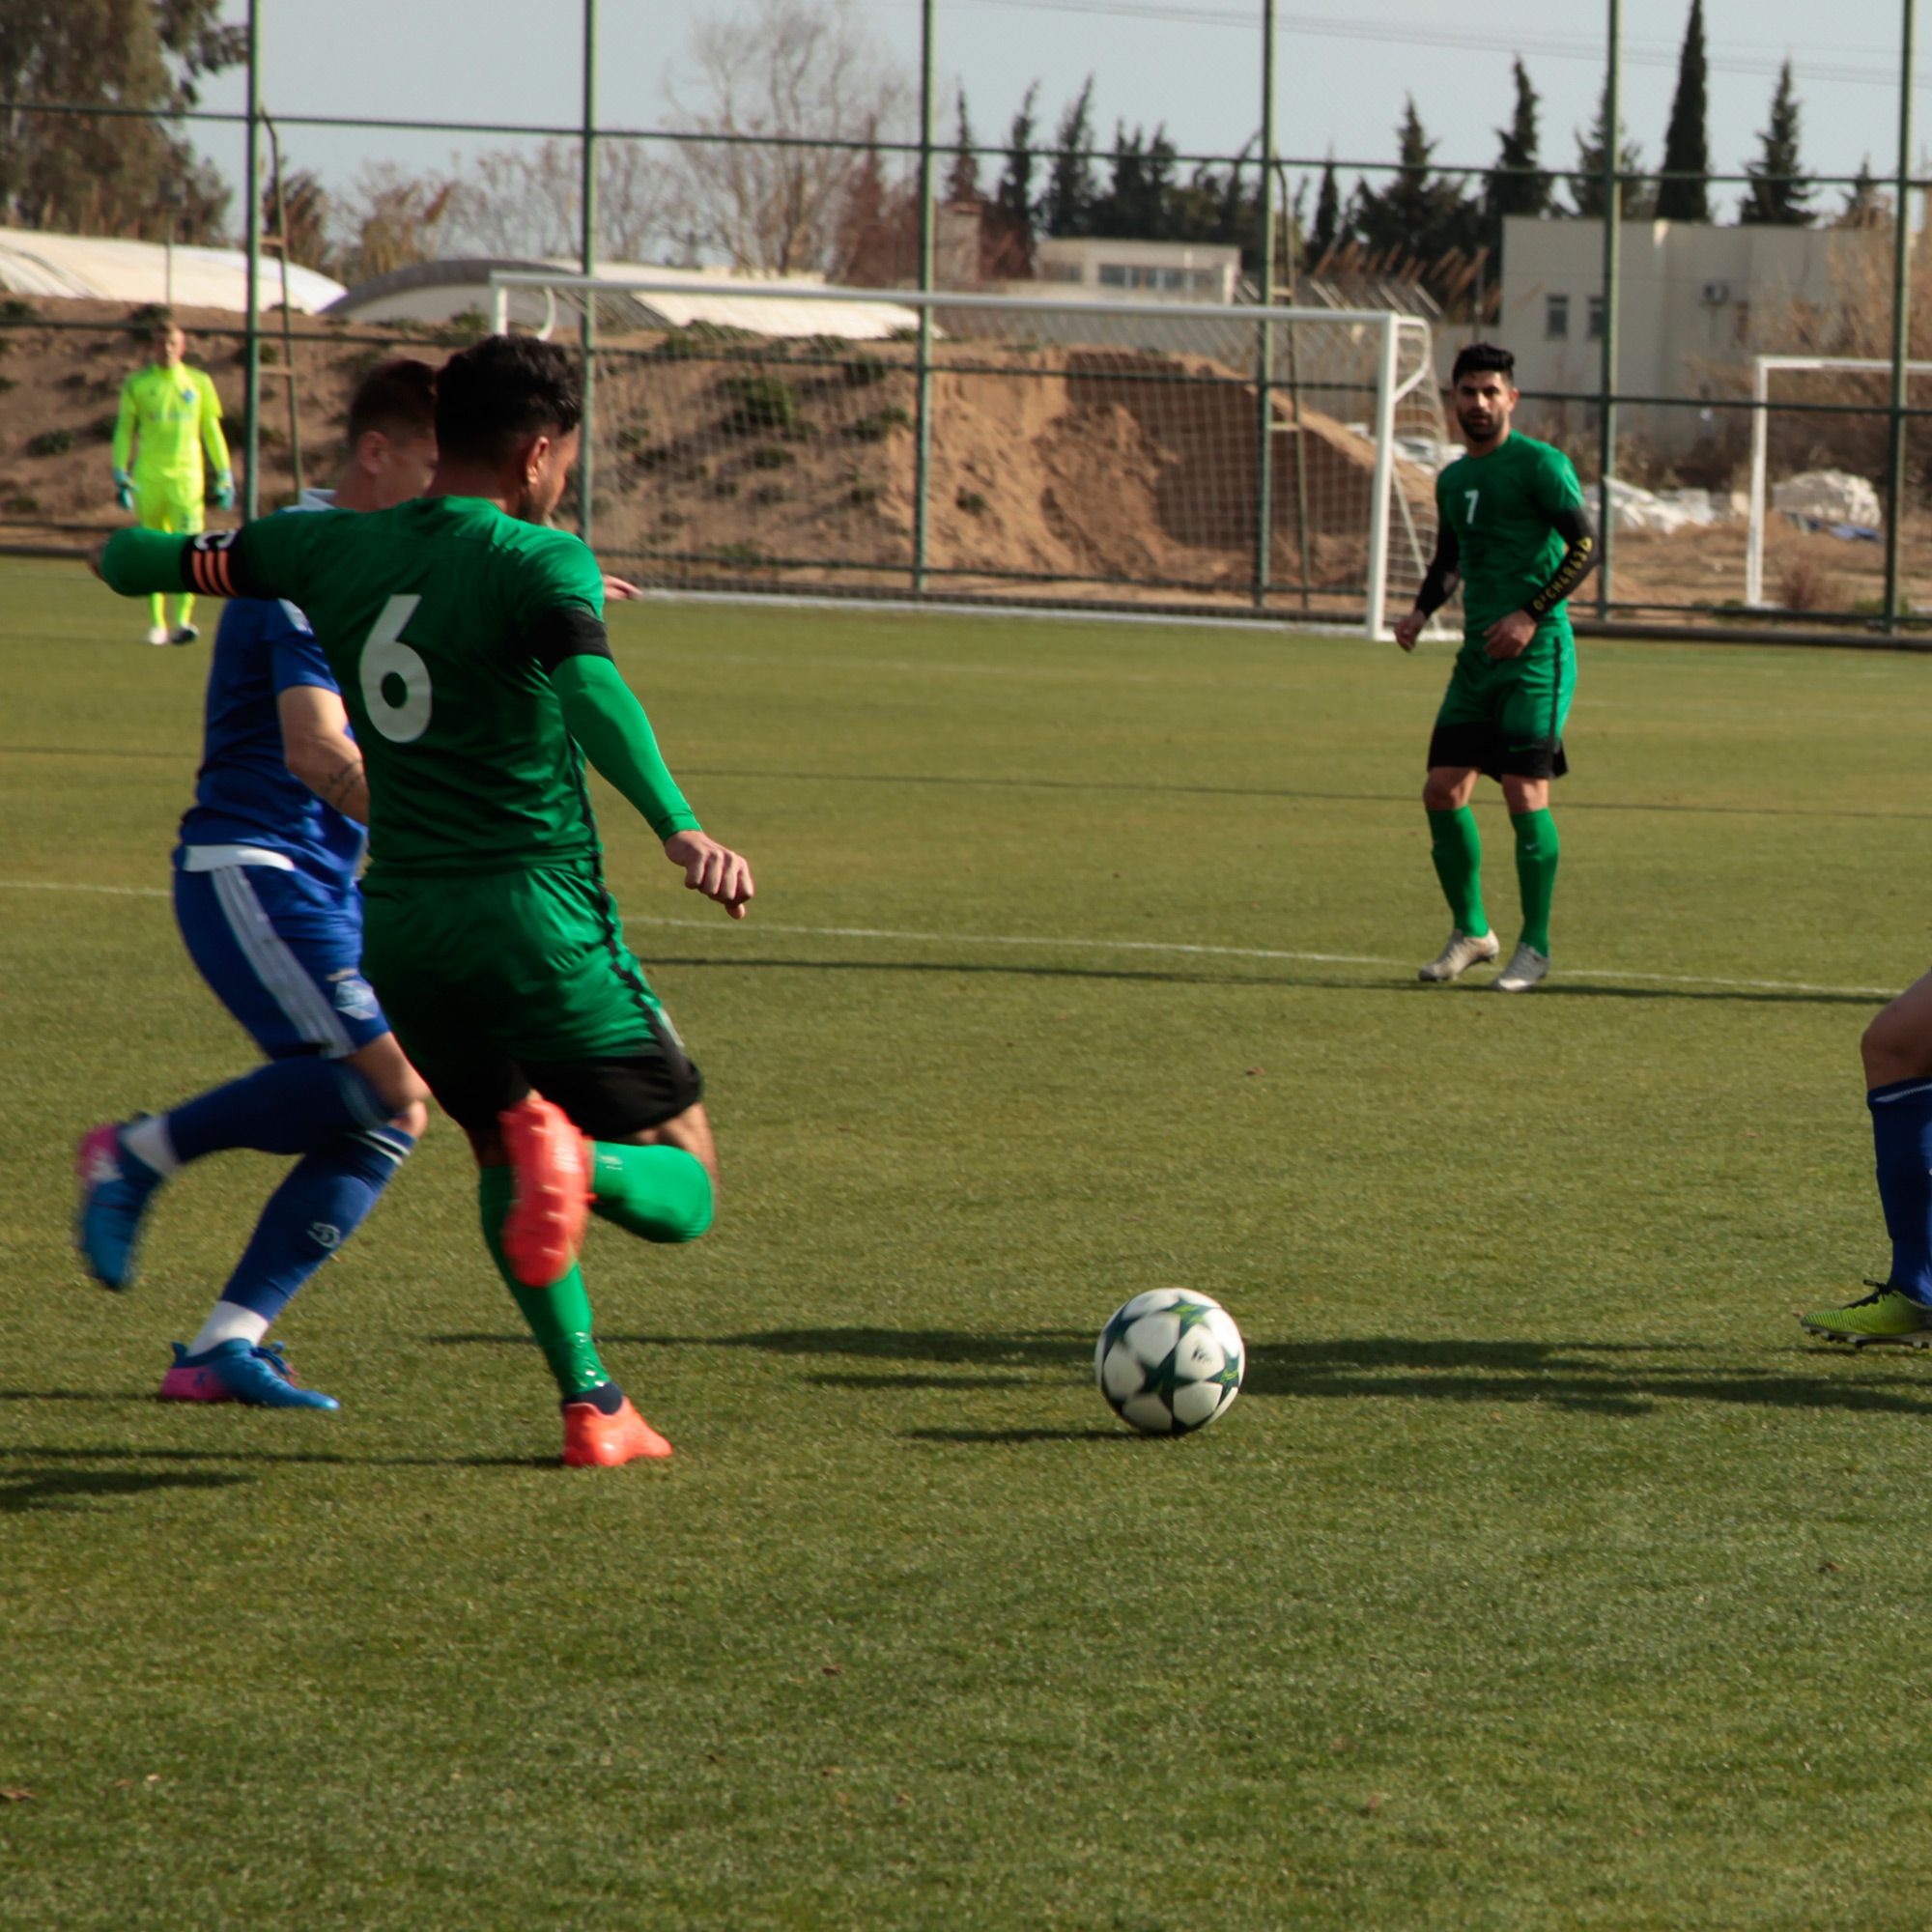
[{"x1": 315, "y1": 754, "x2": 368, "y2": 819}]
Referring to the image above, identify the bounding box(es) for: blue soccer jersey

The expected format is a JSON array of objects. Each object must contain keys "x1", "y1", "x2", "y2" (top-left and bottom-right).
[{"x1": 175, "y1": 494, "x2": 364, "y2": 889}]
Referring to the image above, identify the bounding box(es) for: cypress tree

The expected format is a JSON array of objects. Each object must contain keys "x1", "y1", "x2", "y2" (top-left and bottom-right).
[
  {"x1": 1353, "y1": 99, "x2": 1476, "y2": 263},
  {"x1": 1739, "y1": 61, "x2": 1814, "y2": 225},
  {"x1": 946, "y1": 88, "x2": 980, "y2": 204},
  {"x1": 1040, "y1": 76, "x2": 1096, "y2": 237},
  {"x1": 1838, "y1": 156, "x2": 1887, "y2": 229},
  {"x1": 1311, "y1": 150, "x2": 1342, "y2": 260},
  {"x1": 1656, "y1": 0, "x2": 1711, "y2": 222},
  {"x1": 990, "y1": 84, "x2": 1038, "y2": 276},
  {"x1": 1485, "y1": 57, "x2": 1552, "y2": 251},
  {"x1": 1570, "y1": 74, "x2": 1648, "y2": 218}
]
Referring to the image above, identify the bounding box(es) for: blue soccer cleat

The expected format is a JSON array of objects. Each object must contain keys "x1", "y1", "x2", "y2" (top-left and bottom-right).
[
  {"x1": 157, "y1": 1339, "x2": 340, "y2": 1410},
  {"x1": 74, "y1": 1122, "x2": 163, "y2": 1290}
]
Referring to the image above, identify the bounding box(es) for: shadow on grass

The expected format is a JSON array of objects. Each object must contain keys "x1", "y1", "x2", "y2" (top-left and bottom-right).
[
  {"x1": 641, "y1": 953, "x2": 1881, "y2": 1009},
  {"x1": 677, "y1": 765, "x2": 1932, "y2": 827},
  {"x1": 0, "y1": 1466, "x2": 248, "y2": 1512},
  {"x1": 0, "y1": 1389, "x2": 155, "y2": 1405},
  {"x1": 0, "y1": 1442, "x2": 554, "y2": 1473},
  {"x1": 430, "y1": 1326, "x2": 1932, "y2": 1419}
]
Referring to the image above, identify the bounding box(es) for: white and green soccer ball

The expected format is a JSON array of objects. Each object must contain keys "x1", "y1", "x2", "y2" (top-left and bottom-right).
[{"x1": 1094, "y1": 1289, "x2": 1244, "y2": 1435}]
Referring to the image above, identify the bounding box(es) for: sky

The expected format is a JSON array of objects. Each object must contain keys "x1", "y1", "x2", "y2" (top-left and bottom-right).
[{"x1": 183, "y1": 0, "x2": 1930, "y2": 246}]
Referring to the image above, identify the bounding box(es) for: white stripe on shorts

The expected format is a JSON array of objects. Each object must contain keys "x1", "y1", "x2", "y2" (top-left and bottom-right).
[{"x1": 207, "y1": 864, "x2": 355, "y2": 1058}]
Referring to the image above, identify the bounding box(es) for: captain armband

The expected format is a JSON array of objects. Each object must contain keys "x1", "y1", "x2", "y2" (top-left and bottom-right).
[{"x1": 183, "y1": 529, "x2": 268, "y2": 600}]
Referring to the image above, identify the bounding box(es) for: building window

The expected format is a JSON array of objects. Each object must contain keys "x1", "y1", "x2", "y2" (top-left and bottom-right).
[
  {"x1": 1586, "y1": 295, "x2": 1605, "y2": 339},
  {"x1": 1097, "y1": 264, "x2": 1128, "y2": 287},
  {"x1": 1546, "y1": 294, "x2": 1570, "y2": 340}
]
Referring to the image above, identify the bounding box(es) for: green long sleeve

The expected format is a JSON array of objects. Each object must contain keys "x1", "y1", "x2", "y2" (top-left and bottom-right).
[
  {"x1": 552, "y1": 653, "x2": 701, "y2": 841},
  {"x1": 99, "y1": 526, "x2": 195, "y2": 595}
]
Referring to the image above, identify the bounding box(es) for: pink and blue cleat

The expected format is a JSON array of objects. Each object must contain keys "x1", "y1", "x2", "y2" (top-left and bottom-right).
[
  {"x1": 158, "y1": 1340, "x2": 339, "y2": 1410},
  {"x1": 74, "y1": 1122, "x2": 163, "y2": 1291}
]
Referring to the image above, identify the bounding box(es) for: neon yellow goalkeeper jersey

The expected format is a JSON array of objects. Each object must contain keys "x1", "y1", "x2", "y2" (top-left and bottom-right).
[{"x1": 112, "y1": 363, "x2": 230, "y2": 489}]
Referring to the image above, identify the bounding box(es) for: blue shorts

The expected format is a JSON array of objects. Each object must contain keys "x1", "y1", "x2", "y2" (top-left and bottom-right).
[{"x1": 173, "y1": 862, "x2": 390, "y2": 1061}]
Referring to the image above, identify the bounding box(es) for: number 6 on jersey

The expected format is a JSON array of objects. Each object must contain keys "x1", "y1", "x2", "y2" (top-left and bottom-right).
[{"x1": 359, "y1": 593, "x2": 432, "y2": 743}]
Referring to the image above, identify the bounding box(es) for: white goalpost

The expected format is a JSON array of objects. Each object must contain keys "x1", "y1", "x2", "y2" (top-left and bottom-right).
[
  {"x1": 486, "y1": 272, "x2": 1445, "y2": 639},
  {"x1": 1746, "y1": 352, "x2": 1932, "y2": 608}
]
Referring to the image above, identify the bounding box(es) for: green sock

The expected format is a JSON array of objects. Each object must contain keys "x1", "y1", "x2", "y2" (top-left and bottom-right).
[
  {"x1": 1426, "y1": 807, "x2": 1489, "y2": 938},
  {"x1": 476, "y1": 1165, "x2": 610, "y2": 1401},
  {"x1": 148, "y1": 591, "x2": 165, "y2": 632},
  {"x1": 590, "y1": 1143, "x2": 714, "y2": 1244},
  {"x1": 1511, "y1": 808, "x2": 1559, "y2": 955}
]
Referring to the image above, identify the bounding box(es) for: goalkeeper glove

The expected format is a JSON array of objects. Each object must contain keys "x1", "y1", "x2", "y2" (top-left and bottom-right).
[
  {"x1": 212, "y1": 471, "x2": 235, "y2": 510},
  {"x1": 113, "y1": 469, "x2": 134, "y2": 512}
]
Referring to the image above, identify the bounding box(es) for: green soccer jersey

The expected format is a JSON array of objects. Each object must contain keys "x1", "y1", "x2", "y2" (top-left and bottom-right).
[
  {"x1": 1435, "y1": 432, "x2": 1586, "y2": 648},
  {"x1": 213, "y1": 496, "x2": 618, "y2": 875},
  {"x1": 112, "y1": 362, "x2": 229, "y2": 489}
]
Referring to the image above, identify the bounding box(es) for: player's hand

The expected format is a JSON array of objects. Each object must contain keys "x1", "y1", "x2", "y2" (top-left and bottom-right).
[
  {"x1": 113, "y1": 469, "x2": 134, "y2": 512},
  {"x1": 664, "y1": 829, "x2": 753, "y2": 920},
  {"x1": 1484, "y1": 610, "x2": 1537, "y2": 659},
  {"x1": 212, "y1": 471, "x2": 235, "y2": 510},
  {"x1": 602, "y1": 573, "x2": 642, "y2": 602},
  {"x1": 86, "y1": 536, "x2": 110, "y2": 581},
  {"x1": 1392, "y1": 609, "x2": 1426, "y2": 652}
]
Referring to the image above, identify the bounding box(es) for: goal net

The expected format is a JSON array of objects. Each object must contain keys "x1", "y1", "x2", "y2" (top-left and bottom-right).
[
  {"x1": 487, "y1": 274, "x2": 1446, "y2": 636},
  {"x1": 1746, "y1": 353, "x2": 1929, "y2": 615}
]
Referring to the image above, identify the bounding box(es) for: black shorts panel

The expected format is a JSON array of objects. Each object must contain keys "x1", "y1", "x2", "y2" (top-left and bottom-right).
[
  {"x1": 1426, "y1": 722, "x2": 1569, "y2": 783},
  {"x1": 427, "y1": 1009, "x2": 704, "y2": 1140}
]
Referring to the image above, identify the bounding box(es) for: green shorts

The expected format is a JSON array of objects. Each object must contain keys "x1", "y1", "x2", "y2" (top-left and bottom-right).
[
  {"x1": 1428, "y1": 628, "x2": 1577, "y2": 781},
  {"x1": 360, "y1": 859, "x2": 700, "y2": 1136}
]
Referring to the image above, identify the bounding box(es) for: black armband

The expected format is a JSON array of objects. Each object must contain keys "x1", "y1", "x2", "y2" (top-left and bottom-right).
[
  {"x1": 523, "y1": 605, "x2": 613, "y2": 674},
  {"x1": 1524, "y1": 505, "x2": 1599, "y2": 619}
]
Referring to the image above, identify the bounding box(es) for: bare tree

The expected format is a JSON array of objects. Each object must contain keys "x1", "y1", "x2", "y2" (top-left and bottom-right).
[
  {"x1": 443, "y1": 138, "x2": 669, "y2": 261},
  {"x1": 332, "y1": 163, "x2": 461, "y2": 286},
  {"x1": 665, "y1": 0, "x2": 910, "y2": 274}
]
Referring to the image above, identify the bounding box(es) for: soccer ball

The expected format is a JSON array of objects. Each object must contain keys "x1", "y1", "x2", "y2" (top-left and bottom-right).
[{"x1": 1094, "y1": 1289, "x2": 1244, "y2": 1435}]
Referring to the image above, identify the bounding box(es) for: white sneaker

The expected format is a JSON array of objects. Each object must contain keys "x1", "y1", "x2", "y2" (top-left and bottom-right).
[
  {"x1": 144, "y1": 623, "x2": 169, "y2": 646},
  {"x1": 1492, "y1": 943, "x2": 1550, "y2": 993},
  {"x1": 1417, "y1": 929, "x2": 1501, "y2": 982}
]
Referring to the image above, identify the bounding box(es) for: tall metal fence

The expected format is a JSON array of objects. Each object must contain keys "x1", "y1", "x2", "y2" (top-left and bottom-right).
[{"x1": 1, "y1": 0, "x2": 1926, "y2": 638}]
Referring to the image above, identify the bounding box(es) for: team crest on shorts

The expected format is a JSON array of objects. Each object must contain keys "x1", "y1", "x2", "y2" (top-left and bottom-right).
[{"x1": 331, "y1": 974, "x2": 379, "y2": 1021}]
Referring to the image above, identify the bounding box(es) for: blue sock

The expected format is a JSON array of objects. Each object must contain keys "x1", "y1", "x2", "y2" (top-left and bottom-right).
[
  {"x1": 164, "y1": 1058, "x2": 390, "y2": 1165},
  {"x1": 1868, "y1": 1078, "x2": 1932, "y2": 1301},
  {"x1": 218, "y1": 1126, "x2": 416, "y2": 1326}
]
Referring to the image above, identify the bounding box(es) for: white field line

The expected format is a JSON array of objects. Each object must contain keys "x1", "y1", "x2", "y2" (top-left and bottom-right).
[{"x1": 2, "y1": 879, "x2": 1887, "y2": 1000}]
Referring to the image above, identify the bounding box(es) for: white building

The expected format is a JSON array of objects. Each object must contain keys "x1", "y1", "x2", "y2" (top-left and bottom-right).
[
  {"x1": 1495, "y1": 214, "x2": 1884, "y2": 449},
  {"x1": 1031, "y1": 236, "x2": 1240, "y2": 303}
]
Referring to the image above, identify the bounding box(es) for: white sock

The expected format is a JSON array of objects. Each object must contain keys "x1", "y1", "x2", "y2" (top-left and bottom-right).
[
  {"x1": 187, "y1": 1301, "x2": 270, "y2": 1357},
  {"x1": 121, "y1": 1114, "x2": 180, "y2": 1178}
]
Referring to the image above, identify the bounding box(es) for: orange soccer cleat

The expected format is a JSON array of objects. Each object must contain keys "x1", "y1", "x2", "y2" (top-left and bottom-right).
[
  {"x1": 561, "y1": 1393, "x2": 673, "y2": 1466},
  {"x1": 498, "y1": 1094, "x2": 591, "y2": 1288}
]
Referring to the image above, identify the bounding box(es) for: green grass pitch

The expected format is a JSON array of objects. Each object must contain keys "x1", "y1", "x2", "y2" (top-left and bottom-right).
[{"x1": 6, "y1": 556, "x2": 1932, "y2": 1928}]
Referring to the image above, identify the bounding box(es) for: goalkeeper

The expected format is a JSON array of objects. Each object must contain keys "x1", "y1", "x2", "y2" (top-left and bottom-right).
[
  {"x1": 111, "y1": 319, "x2": 234, "y2": 645},
  {"x1": 1392, "y1": 341, "x2": 1597, "y2": 994}
]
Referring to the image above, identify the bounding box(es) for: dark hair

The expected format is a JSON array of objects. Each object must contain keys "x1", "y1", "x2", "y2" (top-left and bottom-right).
[
  {"x1": 1452, "y1": 341, "x2": 1516, "y2": 384},
  {"x1": 347, "y1": 356, "x2": 438, "y2": 446},
  {"x1": 434, "y1": 334, "x2": 582, "y2": 464}
]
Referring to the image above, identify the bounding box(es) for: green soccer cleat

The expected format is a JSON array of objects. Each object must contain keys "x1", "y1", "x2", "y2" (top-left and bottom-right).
[{"x1": 1799, "y1": 1284, "x2": 1932, "y2": 1349}]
